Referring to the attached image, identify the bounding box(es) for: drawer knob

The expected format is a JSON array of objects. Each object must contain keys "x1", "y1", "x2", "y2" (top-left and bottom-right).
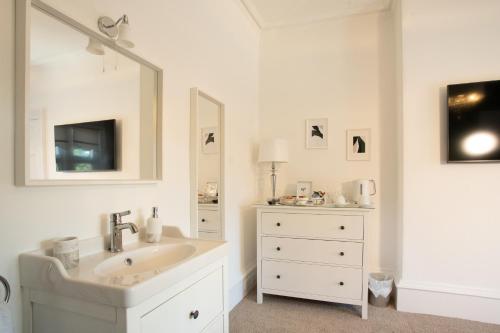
[
  {"x1": 201, "y1": 219, "x2": 206, "y2": 222},
  {"x1": 276, "y1": 275, "x2": 281, "y2": 279},
  {"x1": 339, "y1": 251, "x2": 345, "y2": 256},
  {"x1": 276, "y1": 222, "x2": 281, "y2": 227},
  {"x1": 340, "y1": 225, "x2": 345, "y2": 230},
  {"x1": 190, "y1": 310, "x2": 199, "y2": 319},
  {"x1": 276, "y1": 246, "x2": 281, "y2": 251},
  {"x1": 339, "y1": 281, "x2": 344, "y2": 286}
]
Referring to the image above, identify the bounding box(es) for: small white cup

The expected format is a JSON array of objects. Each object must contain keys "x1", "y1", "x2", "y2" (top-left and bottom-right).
[
  {"x1": 335, "y1": 194, "x2": 347, "y2": 205},
  {"x1": 53, "y1": 237, "x2": 79, "y2": 269}
]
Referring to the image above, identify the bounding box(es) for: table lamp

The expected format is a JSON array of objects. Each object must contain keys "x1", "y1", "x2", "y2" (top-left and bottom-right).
[{"x1": 258, "y1": 139, "x2": 288, "y2": 205}]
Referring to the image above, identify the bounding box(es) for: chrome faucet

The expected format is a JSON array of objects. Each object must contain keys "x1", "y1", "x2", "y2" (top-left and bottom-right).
[{"x1": 109, "y1": 210, "x2": 139, "y2": 253}]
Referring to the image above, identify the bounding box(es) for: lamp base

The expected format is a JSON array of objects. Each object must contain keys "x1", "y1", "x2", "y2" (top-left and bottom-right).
[{"x1": 267, "y1": 198, "x2": 279, "y2": 205}]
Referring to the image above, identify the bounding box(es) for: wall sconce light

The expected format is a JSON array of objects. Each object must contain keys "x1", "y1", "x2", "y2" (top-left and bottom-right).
[{"x1": 97, "y1": 15, "x2": 135, "y2": 49}]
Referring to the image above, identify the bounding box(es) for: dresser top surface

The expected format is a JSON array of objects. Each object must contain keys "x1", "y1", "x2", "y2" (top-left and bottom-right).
[{"x1": 254, "y1": 203, "x2": 374, "y2": 212}]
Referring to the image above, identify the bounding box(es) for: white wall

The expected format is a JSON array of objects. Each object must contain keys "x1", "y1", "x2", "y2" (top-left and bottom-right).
[
  {"x1": 259, "y1": 12, "x2": 398, "y2": 274},
  {"x1": 396, "y1": 0, "x2": 500, "y2": 324},
  {"x1": 0, "y1": 0, "x2": 259, "y2": 331}
]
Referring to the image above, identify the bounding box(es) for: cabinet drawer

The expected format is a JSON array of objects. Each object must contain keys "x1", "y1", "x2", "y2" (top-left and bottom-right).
[
  {"x1": 262, "y1": 237, "x2": 363, "y2": 266},
  {"x1": 199, "y1": 210, "x2": 220, "y2": 232},
  {"x1": 262, "y1": 260, "x2": 362, "y2": 300},
  {"x1": 261, "y1": 213, "x2": 363, "y2": 240},
  {"x1": 198, "y1": 231, "x2": 219, "y2": 240},
  {"x1": 141, "y1": 268, "x2": 223, "y2": 333}
]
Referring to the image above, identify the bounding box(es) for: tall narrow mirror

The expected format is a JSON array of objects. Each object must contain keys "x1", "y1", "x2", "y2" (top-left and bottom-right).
[{"x1": 190, "y1": 88, "x2": 225, "y2": 240}]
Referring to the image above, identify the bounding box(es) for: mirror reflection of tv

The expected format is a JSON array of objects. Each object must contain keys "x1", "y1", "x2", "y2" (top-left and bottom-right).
[
  {"x1": 54, "y1": 119, "x2": 116, "y2": 172},
  {"x1": 448, "y1": 80, "x2": 500, "y2": 162}
]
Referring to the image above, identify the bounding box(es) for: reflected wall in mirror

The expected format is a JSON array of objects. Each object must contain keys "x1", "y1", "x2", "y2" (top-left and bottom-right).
[
  {"x1": 190, "y1": 88, "x2": 225, "y2": 241},
  {"x1": 16, "y1": 0, "x2": 162, "y2": 185}
]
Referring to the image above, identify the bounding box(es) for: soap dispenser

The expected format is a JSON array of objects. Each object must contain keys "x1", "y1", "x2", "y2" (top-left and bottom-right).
[{"x1": 146, "y1": 207, "x2": 162, "y2": 243}]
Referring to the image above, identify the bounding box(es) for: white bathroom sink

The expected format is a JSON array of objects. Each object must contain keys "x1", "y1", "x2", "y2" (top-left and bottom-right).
[
  {"x1": 94, "y1": 243, "x2": 196, "y2": 278},
  {"x1": 19, "y1": 233, "x2": 228, "y2": 307}
]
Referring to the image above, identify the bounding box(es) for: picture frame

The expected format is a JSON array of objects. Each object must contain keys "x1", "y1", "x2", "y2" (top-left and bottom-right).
[
  {"x1": 347, "y1": 129, "x2": 371, "y2": 161},
  {"x1": 203, "y1": 182, "x2": 218, "y2": 197},
  {"x1": 305, "y1": 118, "x2": 328, "y2": 149},
  {"x1": 201, "y1": 127, "x2": 218, "y2": 154},
  {"x1": 296, "y1": 181, "x2": 313, "y2": 198}
]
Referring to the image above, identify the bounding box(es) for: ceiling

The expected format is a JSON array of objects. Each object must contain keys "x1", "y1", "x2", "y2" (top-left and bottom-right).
[{"x1": 241, "y1": 0, "x2": 392, "y2": 29}]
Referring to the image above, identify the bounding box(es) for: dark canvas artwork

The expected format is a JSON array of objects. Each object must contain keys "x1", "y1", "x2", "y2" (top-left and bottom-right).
[{"x1": 353, "y1": 136, "x2": 366, "y2": 153}]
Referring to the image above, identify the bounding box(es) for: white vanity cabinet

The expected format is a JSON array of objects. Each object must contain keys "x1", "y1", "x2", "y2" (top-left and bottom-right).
[
  {"x1": 140, "y1": 266, "x2": 224, "y2": 333},
  {"x1": 20, "y1": 237, "x2": 229, "y2": 333},
  {"x1": 256, "y1": 205, "x2": 373, "y2": 319},
  {"x1": 198, "y1": 204, "x2": 221, "y2": 240},
  {"x1": 24, "y1": 260, "x2": 228, "y2": 333}
]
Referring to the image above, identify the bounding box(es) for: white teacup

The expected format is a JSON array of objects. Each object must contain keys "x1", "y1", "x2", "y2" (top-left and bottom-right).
[{"x1": 335, "y1": 194, "x2": 347, "y2": 205}]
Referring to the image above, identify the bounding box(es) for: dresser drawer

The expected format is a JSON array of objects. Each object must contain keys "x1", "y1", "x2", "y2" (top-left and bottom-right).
[
  {"x1": 141, "y1": 268, "x2": 223, "y2": 333},
  {"x1": 262, "y1": 237, "x2": 363, "y2": 266},
  {"x1": 198, "y1": 231, "x2": 219, "y2": 240},
  {"x1": 199, "y1": 209, "x2": 220, "y2": 232},
  {"x1": 261, "y1": 213, "x2": 363, "y2": 240},
  {"x1": 262, "y1": 260, "x2": 362, "y2": 300}
]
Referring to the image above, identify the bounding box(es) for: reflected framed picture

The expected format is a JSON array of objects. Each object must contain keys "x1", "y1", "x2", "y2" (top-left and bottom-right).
[
  {"x1": 347, "y1": 129, "x2": 371, "y2": 161},
  {"x1": 201, "y1": 127, "x2": 218, "y2": 154},
  {"x1": 296, "y1": 181, "x2": 312, "y2": 198},
  {"x1": 306, "y1": 118, "x2": 328, "y2": 149},
  {"x1": 203, "y1": 182, "x2": 218, "y2": 197}
]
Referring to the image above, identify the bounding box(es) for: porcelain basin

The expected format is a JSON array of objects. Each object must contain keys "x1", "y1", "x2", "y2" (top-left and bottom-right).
[{"x1": 94, "y1": 243, "x2": 196, "y2": 279}]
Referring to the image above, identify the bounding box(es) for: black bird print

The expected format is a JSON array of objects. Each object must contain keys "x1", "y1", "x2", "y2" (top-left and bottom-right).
[
  {"x1": 353, "y1": 136, "x2": 366, "y2": 153},
  {"x1": 311, "y1": 126, "x2": 324, "y2": 139},
  {"x1": 205, "y1": 133, "x2": 215, "y2": 145}
]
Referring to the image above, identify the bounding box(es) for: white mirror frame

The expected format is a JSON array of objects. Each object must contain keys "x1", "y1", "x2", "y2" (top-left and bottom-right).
[
  {"x1": 15, "y1": 0, "x2": 163, "y2": 186},
  {"x1": 189, "y1": 88, "x2": 226, "y2": 240}
]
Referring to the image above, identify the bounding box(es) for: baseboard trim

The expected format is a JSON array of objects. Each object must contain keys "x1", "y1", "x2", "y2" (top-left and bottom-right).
[
  {"x1": 397, "y1": 279, "x2": 500, "y2": 325},
  {"x1": 229, "y1": 266, "x2": 257, "y2": 311}
]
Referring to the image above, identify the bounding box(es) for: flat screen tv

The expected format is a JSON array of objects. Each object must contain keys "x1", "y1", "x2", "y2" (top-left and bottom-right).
[
  {"x1": 54, "y1": 119, "x2": 116, "y2": 172},
  {"x1": 448, "y1": 80, "x2": 500, "y2": 162}
]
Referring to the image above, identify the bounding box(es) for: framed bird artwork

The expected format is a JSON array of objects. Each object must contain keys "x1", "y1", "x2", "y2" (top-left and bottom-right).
[
  {"x1": 201, "y1": 127, "x2": 218, "y2": 154},
  {"x1": 306, "y1": 118, "x2": 328, "y2": 149},
  {"x1": 347, "y1": 128, "x2": 371, "y2": 161}
]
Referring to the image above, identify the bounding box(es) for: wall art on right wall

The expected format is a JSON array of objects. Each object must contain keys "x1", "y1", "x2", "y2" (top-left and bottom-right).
[{"x1": 347, "y1": 129, "x2": 371, "y2": 161}]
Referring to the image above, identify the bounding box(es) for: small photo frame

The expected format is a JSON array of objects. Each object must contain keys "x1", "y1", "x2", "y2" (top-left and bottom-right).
[
  {"x1": 347, "y1": 129, "x2": 371, "y2": 161},
  {"x1": 201, "y1": 127, "x2": 218, "y2": 154},
  {"x1": 306, "y1": 118, "x2": 328, "y2": 149},
  {"x1": 296, "y1": 181, "x2": 312, "y2": 198},
  {"x1": 203, "y1": 182, "x2": 218, "y2": 197}
]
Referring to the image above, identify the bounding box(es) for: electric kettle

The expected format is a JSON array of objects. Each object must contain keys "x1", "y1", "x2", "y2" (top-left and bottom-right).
[{"x1": 353, "y1": 179, "x2": 376, "y2": 206}]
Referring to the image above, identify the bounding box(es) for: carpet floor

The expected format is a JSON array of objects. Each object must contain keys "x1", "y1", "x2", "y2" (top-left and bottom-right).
[{"x1": 229, "y1": 291, "x2": 500, "y2": 333}]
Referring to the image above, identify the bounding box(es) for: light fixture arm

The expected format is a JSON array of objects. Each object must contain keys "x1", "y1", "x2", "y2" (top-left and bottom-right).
[
  {"x1": 98, "y1": 15, "x2": 131, "y2": 41},
  {"x1": 101, "y1": 14, "x2": 129, "y2": 29}
]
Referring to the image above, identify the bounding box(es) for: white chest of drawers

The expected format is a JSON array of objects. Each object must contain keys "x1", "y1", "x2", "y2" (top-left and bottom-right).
[
  {"x1": 256, "y1": 204, "x2": 373, "y2": 319},
  {"x1": 198, "y1": 204, "x2": 220, "y2": 240}
]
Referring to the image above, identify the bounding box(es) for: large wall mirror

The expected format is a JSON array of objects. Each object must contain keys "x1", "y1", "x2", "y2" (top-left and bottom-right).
[
  {"x1": 190, "y1": 88, "x2": 225, "y2": 241},
  {"x1": 15, "y1": 0, "x2": 163, "y2": 186}
]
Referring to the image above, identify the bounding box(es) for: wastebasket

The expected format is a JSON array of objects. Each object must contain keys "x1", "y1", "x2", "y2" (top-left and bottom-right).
[{"x1": 368, "y1": 273, "x2": 393, "y2": 307}]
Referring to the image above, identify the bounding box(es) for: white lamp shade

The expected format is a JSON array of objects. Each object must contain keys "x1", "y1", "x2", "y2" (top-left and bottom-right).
[
  {"x1": 116, "y1": 22, "x2": 134, "y2": 48},
  {"x1": 258, "y1": 139, "x2": 288, "y2": 163},
  {"x1": 86, "y1": 38, "x2": 105, "y2": 55}
]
